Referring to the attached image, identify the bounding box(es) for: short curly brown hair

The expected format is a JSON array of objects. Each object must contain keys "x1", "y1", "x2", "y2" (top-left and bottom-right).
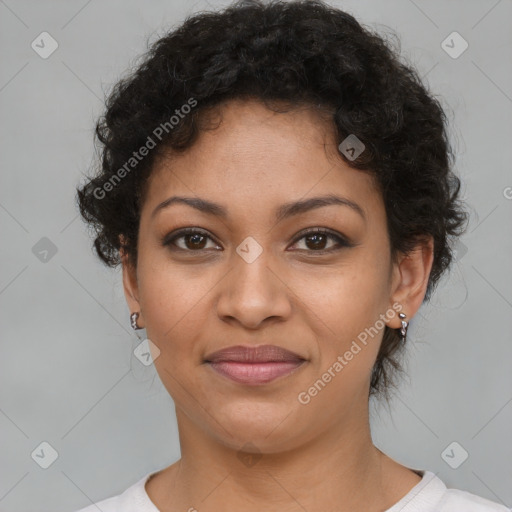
[{"x1": 76, "y1": 0, "x2": 468, "y2": 398}]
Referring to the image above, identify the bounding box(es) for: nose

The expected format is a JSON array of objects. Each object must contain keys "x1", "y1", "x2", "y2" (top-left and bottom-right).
[{"x1": 215, "y1": 243, "x2": 292, "y2": 330}]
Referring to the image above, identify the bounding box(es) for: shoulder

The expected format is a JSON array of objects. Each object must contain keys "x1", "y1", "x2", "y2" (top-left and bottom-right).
[
  {"x1": 71, "y1": 472, "x2": 158, "y2": 512},
  {"x1": 389, "y1": 471, "x2": 510, "y2": 512},
  {"x1": 438, "y1": 488, "x2": 511, "y2": 512}
]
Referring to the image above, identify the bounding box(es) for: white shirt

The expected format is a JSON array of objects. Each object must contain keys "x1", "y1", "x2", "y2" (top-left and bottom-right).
[{"x1": 74, "y1": 469, "x2": 511, "y2": 511}]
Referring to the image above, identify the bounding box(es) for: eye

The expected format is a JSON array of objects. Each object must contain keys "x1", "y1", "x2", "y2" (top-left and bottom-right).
[
  {"x1": 162, "y1": 227, "x2": 352, "y2": 254},
  {"x1": 162, "y1": 228, "x2": 221, "y2": 252},
  {"x1": 289, "y1": 228, "x2": 352, "y2": 253}
]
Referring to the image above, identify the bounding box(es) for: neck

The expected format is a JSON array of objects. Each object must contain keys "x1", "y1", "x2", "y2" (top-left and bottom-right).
[{"x1": 147, "y1": 405, "x2": 417, "y2": 512}]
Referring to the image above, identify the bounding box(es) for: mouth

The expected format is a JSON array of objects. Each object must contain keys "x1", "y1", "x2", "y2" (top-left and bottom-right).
[{"x1": 204, "y1": 345, "x2": 306, "y2": 385}]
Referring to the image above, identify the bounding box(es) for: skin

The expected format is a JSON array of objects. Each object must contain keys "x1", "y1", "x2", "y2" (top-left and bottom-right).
[{"x1": 121, "y1": 98, "x2": 434, "y2": 512}]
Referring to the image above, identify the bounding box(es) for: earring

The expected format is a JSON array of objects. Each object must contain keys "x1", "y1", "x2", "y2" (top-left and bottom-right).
[
  {"x1": 130, "y1": 312, "x2": 142, "y2": 330},
  {"x1": 399, "y1": 312, "x2": 409, "y2": 341}
]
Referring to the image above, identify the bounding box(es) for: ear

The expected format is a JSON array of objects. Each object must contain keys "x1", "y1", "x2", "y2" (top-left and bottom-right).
[
  {"x1": 387, "y1": 236, "x2": 434, "y2": 329},
  {"x1": 120, "y1": 237, "x2": 145, "y2": 329}
]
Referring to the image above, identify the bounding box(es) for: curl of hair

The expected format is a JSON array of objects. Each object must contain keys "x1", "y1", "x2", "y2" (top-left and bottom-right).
[{"x1": 76, "y1": 0, "x2": 468, "y2": 398}]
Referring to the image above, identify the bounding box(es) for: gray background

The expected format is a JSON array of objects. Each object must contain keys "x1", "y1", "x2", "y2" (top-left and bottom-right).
[{"x1": 0, "y1": 0, "x2": 511, "y2": 510}]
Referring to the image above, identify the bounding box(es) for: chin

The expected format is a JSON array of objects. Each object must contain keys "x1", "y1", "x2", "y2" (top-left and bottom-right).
[{"x1": 211, "y1": 400, "x2": 304, "y2": 450}]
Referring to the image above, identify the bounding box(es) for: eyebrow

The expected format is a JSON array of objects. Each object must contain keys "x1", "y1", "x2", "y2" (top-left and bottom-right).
[{"x1": 151, "y1": 194, "x2": 366, "y2": 222}]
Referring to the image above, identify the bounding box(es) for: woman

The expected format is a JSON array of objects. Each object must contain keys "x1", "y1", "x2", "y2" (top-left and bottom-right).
[{"x1": 74, "y1": 1, "x2": 508, "y2": 511}]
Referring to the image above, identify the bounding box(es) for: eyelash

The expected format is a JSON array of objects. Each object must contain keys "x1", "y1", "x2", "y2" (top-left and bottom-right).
[{"x1": 162, "y1": 227, "x2": 352, "y2": 254}]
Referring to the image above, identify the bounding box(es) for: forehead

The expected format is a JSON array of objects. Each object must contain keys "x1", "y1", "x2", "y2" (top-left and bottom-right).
[{"x1": 142, "y1": 99, "x2": 382, "y2": 221}]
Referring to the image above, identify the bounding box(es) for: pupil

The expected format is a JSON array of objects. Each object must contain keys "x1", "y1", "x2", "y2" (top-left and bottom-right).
[
  {"x1": 188, "y1": 234, "x2": 206, "y2": 249},
  {"x1": 307, "y1": 234, "x2": 326, "y2": 250}
]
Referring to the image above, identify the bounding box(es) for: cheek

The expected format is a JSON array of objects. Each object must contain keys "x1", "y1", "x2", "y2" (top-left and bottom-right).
[
  {"x1": 292, "y1": 255, "x2": 390, "y2": 329},
  {"x1": 137, "y1": 257, "x2": 215, "y2": 357},
  {"x1": 287, "y1": 256, "x2": 391, "y2": 384},
  {"x1": 295, "y1": 274, "x2": 389, "y2": 401},
  {"x1": 137, "y1": 262, "x2": 212, "y2": 404}
]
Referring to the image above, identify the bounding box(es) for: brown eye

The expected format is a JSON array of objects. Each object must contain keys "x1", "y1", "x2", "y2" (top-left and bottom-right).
[
  {"x1": 291, "y1": 228, "x2": 351, "y2": 253},
  {"x1": 181, "y1": 233, "x2": 208, "y2": 250},
  {"x1": 163, "y1": 228, "x2": 220, "y2": 252},
  {"x1": 304, "y1": 233, "x2": 330, "y2": 250}
]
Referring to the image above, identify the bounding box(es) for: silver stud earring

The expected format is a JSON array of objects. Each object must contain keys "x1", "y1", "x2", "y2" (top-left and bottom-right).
[
  {"x1": 399, "y1": 312, "x2": 409, "y2": 341},
  {"x1": 130, "y1": 312, "x2": 142, "y2": 330}
]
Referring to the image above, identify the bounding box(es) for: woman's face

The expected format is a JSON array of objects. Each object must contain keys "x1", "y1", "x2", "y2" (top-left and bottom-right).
[{"x1": 123, "y1": 99, "x2": 409, "y2": 452}]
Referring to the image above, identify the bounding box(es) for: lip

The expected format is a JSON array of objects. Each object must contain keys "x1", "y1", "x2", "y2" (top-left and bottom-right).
[{"x1": 204, "y1": 345, "x2": 306, "y2": 385}]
